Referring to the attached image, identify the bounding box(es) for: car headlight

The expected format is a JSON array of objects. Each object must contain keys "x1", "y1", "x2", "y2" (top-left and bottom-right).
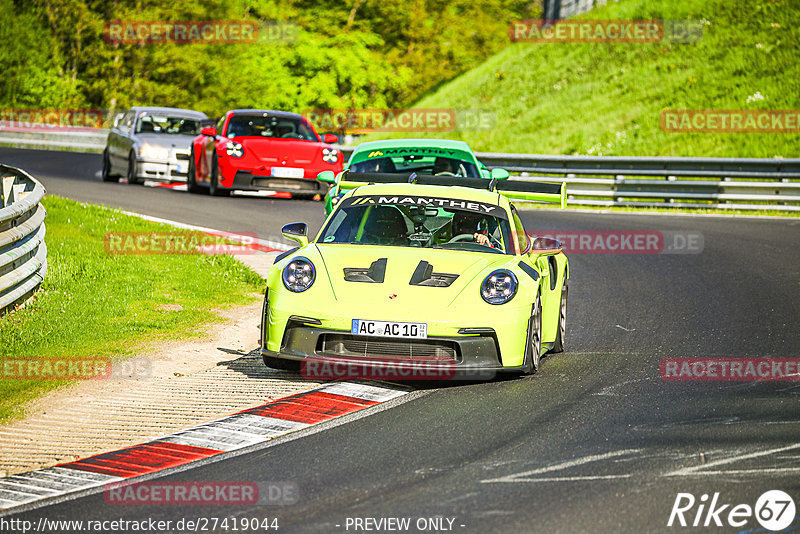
[
  {"x1": 282, "y1": 257, "x2": 315, "y2": 292},
  {"x1": 226, "y1": 142, "x2": 244, "y2": 157},
  {"x1": 322, "y1": 147, "x2": 339, "y2": 163},
  {"x1": 139, "y1": 143, "x2": 169, "y2": 160},
  {"x1": 480, "y1": 269, "x2": 518, "y2": 305}
]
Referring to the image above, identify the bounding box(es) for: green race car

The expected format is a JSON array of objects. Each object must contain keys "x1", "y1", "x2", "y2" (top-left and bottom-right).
[
  {"x1": 319, "y1": 138, "x2": 490, "y2": 215},
  {"x1": 261, "y1": 170, "x2": 569, "y2": 379}
]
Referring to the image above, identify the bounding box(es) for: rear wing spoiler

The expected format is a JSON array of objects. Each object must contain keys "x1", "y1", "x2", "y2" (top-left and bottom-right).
[{"x1": 335, "y1": 170, "x2": 567, "y2": 209}]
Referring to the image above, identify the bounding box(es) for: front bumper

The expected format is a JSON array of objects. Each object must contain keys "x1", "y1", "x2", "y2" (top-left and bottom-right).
[
  {"x1": 231, "y1": 171, "x2": 326, "y2": 193},
  {"x1": 136, "y1": 152, "x2": 191, "y2": 182},
  {"x1": 261, "y1": 321, "x2": 525, "y2": 379}
]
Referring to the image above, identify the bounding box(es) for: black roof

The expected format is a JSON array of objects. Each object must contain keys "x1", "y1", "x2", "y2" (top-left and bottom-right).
[{"x1": 229, "y1": 109, "x2": 304, "y2": 119}]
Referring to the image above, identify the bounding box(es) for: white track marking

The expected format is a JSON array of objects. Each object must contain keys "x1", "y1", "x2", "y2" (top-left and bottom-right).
[
  {"x1": 664, "y1": 443, "x2": 800, "y2": 477},
  {"x1": 593, "y1": 378, "x2": 649, "y2": 396},
  {"x1": 0, "y1": 383, "x2": 409, "y2": 513},
  {"x1": 202, "y1": 414, "x2": 310, "y2": 438},
  {"x1": 115, "y1": 209, "x2": 292, "y2": 251},
  {"x1": 481, "y1": 449, "x2": 640, "y2": 483},
  {"x1": 688, "y1": 467, "x2": 800, "y2": 476},
  {"x1": 155, "y1": 385, "x2": 408, "y2": 452},
  {"x1": 321, "y1": 382, "x2": 409, "y2": 402},
  {"x1": 499, "y1": 475, "x2": 633, "y2": 482},
  {"x1": 0, "y1": 467, "x2": 121, "y2": 509},
  {"x1": 145, "y1": 181, "x2": 188, "y2": 191},
  {"x1": 615, "y1": 324, "x2": 635, "y2": 332},
  {"x1": 159, "y1": 425, "x2": 270, "y2": 452}
]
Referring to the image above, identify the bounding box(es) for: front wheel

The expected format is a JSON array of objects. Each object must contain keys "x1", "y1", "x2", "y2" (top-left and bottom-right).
[
  {"x1": 550, "y1": 272, "x2": 568, "y2": 354},
  {"x1": 522, "y1": 294, "x2": 543, "y2": 374},
  {"x1": 209, "y1": 154, "x2": 229, "y2": 196},
  {"x1": 101, "y1": 149, "x2": 119, "y2": 182},
  {"x1": 126, "y1": 152, "x2": 140, "y2": 185},
  {"x1": 186, "y1": 149, "x2": 204, "y2": 194}
]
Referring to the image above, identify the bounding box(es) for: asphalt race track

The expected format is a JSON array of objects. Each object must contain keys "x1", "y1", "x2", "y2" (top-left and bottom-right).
[{"x1": 2, "y1": 147, "x2": 800, "y2": 533}]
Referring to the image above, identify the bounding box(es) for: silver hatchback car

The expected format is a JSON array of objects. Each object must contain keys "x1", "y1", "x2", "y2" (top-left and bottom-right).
[{"x1": 102, "y1": 106, "x2": 209, "y2": 184}]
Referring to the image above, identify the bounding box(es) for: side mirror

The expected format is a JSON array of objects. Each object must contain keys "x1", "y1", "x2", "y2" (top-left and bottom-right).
[
  {"x1": 531, "y1": 236, "x2": 563, "y2": 256},
  {"x1": 282, "y1": 222, "x2": 308, "y2": 246},
  {"x1": 113, "y1": 113, "x2": 123, "y2": 128},
  {"x1": 317, "y1": 170, "x2": 336, "y2": 184},
  {"x1": 323, "y1": 133, "x2": 338, "y2": 144},
  {"x1": 201, "y1": 126, "x2": 217, "y2": 137},
  {"x1": 490, "y1": 168, "x2": 510, "y2": 180}
]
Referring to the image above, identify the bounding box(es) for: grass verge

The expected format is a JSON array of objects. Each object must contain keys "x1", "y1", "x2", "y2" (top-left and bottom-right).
[
  {"x1": 363, "y1": 0, "x2": 799, "y2": 158},
  {"x1": 0, "y1": 195, "x2": 265, "y2": 422}
]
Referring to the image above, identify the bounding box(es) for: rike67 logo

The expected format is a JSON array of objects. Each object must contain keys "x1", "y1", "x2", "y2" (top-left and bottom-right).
[{"x1": 668, "y1": 490, "x2": 796, "y2": 531}]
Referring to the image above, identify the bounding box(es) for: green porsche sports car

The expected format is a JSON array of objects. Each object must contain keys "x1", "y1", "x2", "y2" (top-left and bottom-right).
[
  {"x1": 260, "y1": 169, "x2": 569, "y2": 379},
  {"x1": 319, "y1": 138, "x2": 490, "y2": 215}
]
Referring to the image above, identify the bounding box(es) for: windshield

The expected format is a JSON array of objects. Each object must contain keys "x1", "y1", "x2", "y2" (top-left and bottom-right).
[
  {"x1": 225, "y1": 114, "x2": 317, "y2": 140},
  {"x1": 318, "y1": 195, "x2": 511, "y2": 254},
  {"x1": 135, "y1": 115, "x2": 200, "y2": 135},
  {"x1": 349, "y1": 155, "x2": 480, "y2": 177}
]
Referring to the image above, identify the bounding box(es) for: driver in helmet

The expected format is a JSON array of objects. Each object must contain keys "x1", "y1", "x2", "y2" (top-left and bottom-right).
[{"x1": 451, "y1": 211, "x2": 496, "y2": 248}]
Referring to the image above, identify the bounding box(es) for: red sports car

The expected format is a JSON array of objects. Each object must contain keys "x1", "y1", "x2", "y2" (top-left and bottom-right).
[{"x1": 188, "y1": 109, "x2": 343, "y2": 196}]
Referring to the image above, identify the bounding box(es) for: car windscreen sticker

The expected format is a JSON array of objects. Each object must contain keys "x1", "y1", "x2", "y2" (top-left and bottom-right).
[
  {"x1": 357, "y1": 147, "x2": 472, "y2": 161},
  {"x1": 341, "y1": 195, "x2": 504, "y2": 217}
]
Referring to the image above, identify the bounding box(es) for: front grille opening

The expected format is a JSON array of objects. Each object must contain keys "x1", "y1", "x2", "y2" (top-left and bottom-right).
[
  {"x1": 316, "y1": 334, "x2": 460, "y2": 363},
  {"x1": 251, "y1": 178, "x2": 321, "y2": 191}
]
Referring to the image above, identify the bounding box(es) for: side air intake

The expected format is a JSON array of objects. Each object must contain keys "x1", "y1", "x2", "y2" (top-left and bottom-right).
[
  {"x1": 409, "y1": 261, "x2": 458, "y2": 287},
  {"x1": 344, "y1": 258, "x2": 387, "y2": 283}
]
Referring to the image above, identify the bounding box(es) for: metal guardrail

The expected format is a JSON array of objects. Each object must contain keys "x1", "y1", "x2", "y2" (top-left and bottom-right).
[
  {"x1": 0, "y1": 165, "x2": 47, "y2": 315},
  {"x1": 474, "y1": 153, "x2": 800, "y2": 211},
  {"x1": 338, "y1": 147, "x2": 800, "y2": 211},
  {"x1": 0, "y1": 124, "x2": 108, "y2": 152},
  {"x1": 2, "y1": 125, "x2": 798, "y2": 211}
]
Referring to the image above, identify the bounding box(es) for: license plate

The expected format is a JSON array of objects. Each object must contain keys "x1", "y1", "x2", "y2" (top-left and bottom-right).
[
  {"x1": 351, "y1": 319, "x2": 428, "y2": 339},
  {"x1": 271, "y1": 166, "x2": 304, "y2": 178}
]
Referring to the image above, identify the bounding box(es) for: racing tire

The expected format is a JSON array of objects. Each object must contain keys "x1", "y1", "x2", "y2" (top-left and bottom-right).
[
  {"x1": 550, "y1": 271, "x2": 568, "y2": 354},
  {"x1": 186, "y1": 149, "x2": 204, "y2": 194},
  {"x1": 126, "y1": 151, "x2": 140, "y2": 185},
  {"x1": 522, "y1": 294, "x2": 543, "y2": 374},
  {"x1": 262, "y1": 354, "x2": 301, "y2": 372},
  {"x1": 101, "y1": 149, "x2": 118, "y2": 182},
  {"x1": 209, "y1": 154, "x2": 229, "y2": 197}
]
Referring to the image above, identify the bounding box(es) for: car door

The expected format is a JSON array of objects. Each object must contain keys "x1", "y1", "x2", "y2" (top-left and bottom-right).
[
  {"x1": 110, "y1": 111, "x2": 135, "y2": 171},
  {"x1": 198, "y1": 115, "x2": 226, "y2": 184},
  {"x1": 105, "y1": 113, "x2": 123, "y2": 171}
]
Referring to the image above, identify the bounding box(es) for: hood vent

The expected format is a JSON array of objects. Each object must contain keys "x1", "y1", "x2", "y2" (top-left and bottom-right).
[
  {"x1": 344, "y1": 258, "x2": 387, "y2": 283},
  {"x1": 409, "y1": 261, "x2": 458, "y2": 287}
]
